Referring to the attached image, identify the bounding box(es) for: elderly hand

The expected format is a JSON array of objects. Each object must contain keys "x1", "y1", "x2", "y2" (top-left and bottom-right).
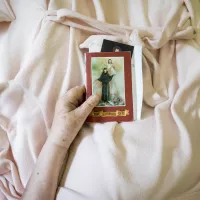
[{"x1": 50, "y1": 85, "x2": 100, "y2": 148}]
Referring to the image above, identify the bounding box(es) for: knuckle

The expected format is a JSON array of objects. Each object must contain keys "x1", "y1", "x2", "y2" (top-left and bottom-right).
[
  {"x1": 66, "y1": 90, "x2": 73, "y2": 99},
  {"x1": 68, "y1": 87, "x2": 79, "y2": 95}
]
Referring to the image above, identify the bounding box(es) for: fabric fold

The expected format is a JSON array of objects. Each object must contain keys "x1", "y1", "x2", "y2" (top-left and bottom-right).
[
  {"x1": 0, "y1": 0, "x2": 200, "y2": 200},
  {"x1": 0, "y1": 0, "x2": 15, "y2": 22},
  {"x1": 46, "y1": 5, "x2": 196, "y2": 49}
]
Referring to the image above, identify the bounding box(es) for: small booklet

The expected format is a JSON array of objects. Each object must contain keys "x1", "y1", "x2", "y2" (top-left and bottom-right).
[{"x1": 86, "y1": 52, "x2": 133, "y2": 122}]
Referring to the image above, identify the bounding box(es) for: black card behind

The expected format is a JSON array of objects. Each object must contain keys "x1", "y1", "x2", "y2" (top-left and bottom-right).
[{"x1": 101, "y1": 39, "x2": 134, "y2": 57}]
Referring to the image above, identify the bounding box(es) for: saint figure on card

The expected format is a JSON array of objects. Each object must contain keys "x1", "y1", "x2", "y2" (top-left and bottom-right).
[
  {"x1": 98, "y1": 68, "x2": 114, "y2": 102},
  {"x1": 107, "y1": 59, "x2": 119, "y2": 99}
]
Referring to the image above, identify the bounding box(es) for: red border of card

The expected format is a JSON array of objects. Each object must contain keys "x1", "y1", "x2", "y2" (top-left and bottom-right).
[{"x1": 86, "y1": 52, "x2": 133, "y2": 122}]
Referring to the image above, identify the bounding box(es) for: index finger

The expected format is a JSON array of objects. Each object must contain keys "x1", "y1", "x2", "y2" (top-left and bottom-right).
[{"x1": 61, "y1": 85, "x2": 86, "y2": 108}]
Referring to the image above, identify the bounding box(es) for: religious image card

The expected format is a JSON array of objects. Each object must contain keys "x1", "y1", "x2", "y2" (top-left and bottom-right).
[{"x1": 86, "y1": 52, "x2": 133, "y2": 122}]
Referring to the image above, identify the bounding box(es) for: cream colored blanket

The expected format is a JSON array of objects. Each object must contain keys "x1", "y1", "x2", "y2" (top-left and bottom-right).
[{"x1": 0, "y1": 0, "x2": 200, "y2": 199}]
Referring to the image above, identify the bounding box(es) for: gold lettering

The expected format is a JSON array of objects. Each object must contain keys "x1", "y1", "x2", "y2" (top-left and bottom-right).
[{"x1": 89, "y1": 110, "x2": 130, "y2": 117}]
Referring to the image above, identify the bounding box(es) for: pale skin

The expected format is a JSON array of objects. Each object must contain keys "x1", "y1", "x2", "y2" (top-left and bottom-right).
[{"x1": 22, "y1": 85, "x2": 100, "y2": 200}]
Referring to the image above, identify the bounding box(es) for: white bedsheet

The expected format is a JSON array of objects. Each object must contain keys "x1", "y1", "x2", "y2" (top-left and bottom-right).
[{"x1": 0, "y1": 0, "x2": 200, "y2": 200}]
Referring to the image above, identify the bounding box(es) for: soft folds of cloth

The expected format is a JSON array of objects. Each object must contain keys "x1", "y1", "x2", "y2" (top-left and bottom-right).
[
  {"x1": 0, "y1": 0, "x2": 15, "y2": 22},
  {"x1": 0, "y1": 0, "x2": 200, "y2": 200}
]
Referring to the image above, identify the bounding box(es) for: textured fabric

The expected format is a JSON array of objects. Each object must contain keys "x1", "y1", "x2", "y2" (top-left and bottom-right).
[
  {"x1": 0, "y1": 0, "x2": 15, "y2": 22},
  {"x1": 0, "y1": 0, "x2": 200, "y2": 200}
]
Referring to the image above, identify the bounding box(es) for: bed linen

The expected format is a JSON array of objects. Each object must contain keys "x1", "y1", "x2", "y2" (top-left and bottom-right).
[
  {"x1": 0, "y1": 0, "x2": 200, "y2": 199},
  {"x1": 0, "y1": 0, "x2": 15, "y2": 22}
]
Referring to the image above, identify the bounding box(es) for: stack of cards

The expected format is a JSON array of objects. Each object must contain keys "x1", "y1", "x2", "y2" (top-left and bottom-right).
[
  {"x1": 101, "y1": 39, "x2": 134, "y2": 56},
  {"x1": 85, "y1": 40, "x2": 135, "y2": 122}
]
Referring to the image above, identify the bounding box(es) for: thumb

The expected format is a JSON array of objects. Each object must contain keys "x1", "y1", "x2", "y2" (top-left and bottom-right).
[{"x1": 74, "y1": 94, "x2": 100, "y2": 120}]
